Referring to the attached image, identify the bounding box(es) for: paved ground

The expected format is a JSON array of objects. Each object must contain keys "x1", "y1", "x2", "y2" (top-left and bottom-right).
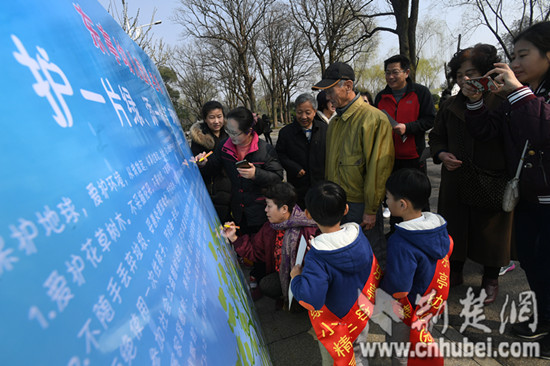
[{"x1": 246, "y1": 130, "x2": 547, "y2": 365}]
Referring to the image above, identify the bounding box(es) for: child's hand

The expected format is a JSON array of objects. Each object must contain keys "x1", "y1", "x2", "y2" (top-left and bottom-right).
[
  {"x1": 390, "y1": 292, "x2": 409, "y2": 320},
  {"x1": 391, "y1": 298, "x2": 405, "y2": 320},
  {"x1": 222, "y1": 221, "x2": 238, "y2": 242},
  {"x1": 290, "y1": 264, "x2": 303, "y2": 278}
]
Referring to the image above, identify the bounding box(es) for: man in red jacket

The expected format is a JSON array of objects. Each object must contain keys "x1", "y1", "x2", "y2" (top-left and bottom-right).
[
  {"x1": 375, "y1": 55, "x2": 435, "y2": 174},
  {"x1": 375, "y1": 55, "x2": 435, "y2": 233}
]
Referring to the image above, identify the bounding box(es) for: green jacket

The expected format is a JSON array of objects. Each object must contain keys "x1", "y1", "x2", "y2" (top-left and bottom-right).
[{"x1": 325, "y1": 96, "x2": 394, "y2": 215}]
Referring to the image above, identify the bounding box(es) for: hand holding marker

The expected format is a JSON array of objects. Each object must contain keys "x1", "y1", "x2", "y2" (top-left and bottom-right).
[{"x1": 197, "y1": 151, "x2": 213, "y2": 162}]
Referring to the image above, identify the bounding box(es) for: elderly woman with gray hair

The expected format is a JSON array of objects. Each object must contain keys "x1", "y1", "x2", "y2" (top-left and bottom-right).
[{"x1": 276, "y1": 93, "x2": 328, "y2": 209}]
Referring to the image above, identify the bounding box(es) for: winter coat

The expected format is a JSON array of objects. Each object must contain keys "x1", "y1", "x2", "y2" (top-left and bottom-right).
[
  {"x1": 375, "y1": 78, "x2": 435, "y2": 161},
  {"x1": 232, "y1": 208, "x2": 318, "y2": 278},
  {"x1": 381, "y1": 212, "x2": 450, "y2": 305},
  {"x1": 466, "y1": 84, "x2": 550, "y2": 204},
  {"x1": 189, "y1": 121, "x2": 232, "y2": 222},
  {"x1": 291, "y1": 222, "x2": 374, "y2": 319},
  {"x1": 276, "y1": 118, "x2": 328, "y2": 208},
  {"x1": 325, "y1": 96, "x2": 394, "y2": 215},
  {"x1": 429, "y1": 92, "x2": 513, "y2": 266},
  {"x1": 202, "y1": 132, "x2": 283, "y2": 227}
]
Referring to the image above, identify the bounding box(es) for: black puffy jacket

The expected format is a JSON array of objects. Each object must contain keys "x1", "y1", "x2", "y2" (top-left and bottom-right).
[
  {"x1": 189, "y1": 121, "x2": 232, "y2": 221},
  {"x1": 201, "y1": 132, "x2": 283, "y2": 227}
]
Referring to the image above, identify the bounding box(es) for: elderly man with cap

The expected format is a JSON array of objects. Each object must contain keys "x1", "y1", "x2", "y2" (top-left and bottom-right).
[{"x1": 313, "y1": 62, "x2": 394, "y2": 263}]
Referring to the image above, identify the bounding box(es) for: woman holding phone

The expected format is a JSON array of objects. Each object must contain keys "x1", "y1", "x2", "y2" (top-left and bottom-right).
[
  {"x1": 197, "y1": 106, "x2": 283, "y2": 235},
  {"x1": 429, "y1": 44, "x2": 513, "y2": 305},
  {"x1": 464, "y1": 22, "x2": 550, "y2": 357}
]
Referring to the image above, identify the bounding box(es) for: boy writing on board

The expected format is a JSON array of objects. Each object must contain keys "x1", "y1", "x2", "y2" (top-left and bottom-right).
[{"x1": 222, "y1": 182, "x2": 317, "y2": 307}]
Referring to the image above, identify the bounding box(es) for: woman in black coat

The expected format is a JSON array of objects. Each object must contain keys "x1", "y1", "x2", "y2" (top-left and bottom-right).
[
  {"x1": 197, "y1": 107, "x2": 283, "y2": 234},
  {"x1": 428, "y1": 45, "x2": 512, "y2": 305},
  {"x1": 190, "y1": 101, "x2": 232, "y2": 222}
]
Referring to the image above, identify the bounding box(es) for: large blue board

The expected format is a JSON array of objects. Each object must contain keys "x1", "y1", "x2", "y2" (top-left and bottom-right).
[{"x1": 0, "y1": 1, "x2": 271, "y2": 365}]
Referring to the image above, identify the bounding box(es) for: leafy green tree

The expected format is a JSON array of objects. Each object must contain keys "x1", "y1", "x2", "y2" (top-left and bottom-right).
[
  {"x1": 415, "y1": 58, "x2": 441, "y2": 90},
  {"x1": 355, "y1": 64, "x2": 386, "y2": 96}
]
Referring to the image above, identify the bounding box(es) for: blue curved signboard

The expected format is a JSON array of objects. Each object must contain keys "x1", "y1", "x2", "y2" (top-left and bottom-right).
[{"x1": 0, "y1": 1, "x2": 271, "y2": 365}]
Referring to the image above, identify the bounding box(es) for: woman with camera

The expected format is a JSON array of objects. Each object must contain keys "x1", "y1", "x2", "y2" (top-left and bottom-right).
[
  {"x1": 464, "y1": 22, "x2": 550, "y2": 357},
  {"x1": 429, "y1": 44, "x2": 513, "y2": 305}
]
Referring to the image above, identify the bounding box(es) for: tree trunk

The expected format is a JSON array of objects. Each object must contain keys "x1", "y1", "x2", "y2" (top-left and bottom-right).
[
  {"x1": 390, "y1": 0, "x2": 418, "y2": 81},
  {"x1": 240, "y1": 53, "x2": 256, "y2": 111},
  {"x1": 408, "y1": 0, "x2": 418, "y2": 81},
  {"x1": 271, "y1": 98, "x2": 277, "y2": 128}
]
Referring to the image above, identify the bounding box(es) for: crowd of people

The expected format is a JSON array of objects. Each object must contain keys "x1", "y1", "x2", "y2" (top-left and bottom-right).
[{"x1": 190, "y1": 21, "x2": 550, "y2": 364}]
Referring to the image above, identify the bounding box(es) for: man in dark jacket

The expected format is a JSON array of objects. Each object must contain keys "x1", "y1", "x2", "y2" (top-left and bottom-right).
[
  {"x1": 276, "y1": 93, "x2": 327, "y2": 209},
  {"x1": 375, "y1": 55, "x2": 435, "y2": 174},
  {"x1": 252, "y1": 112, "x2": 264, "y2": 136}
]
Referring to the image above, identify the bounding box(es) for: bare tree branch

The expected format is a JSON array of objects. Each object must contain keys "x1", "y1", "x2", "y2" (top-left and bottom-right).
[
  {"x1": 105, "y1": 0, "x2": 169, "y2": 64},
  {"x1": 175, "y1": 0, "x2": 274, "y2": 110},
  {"x1": 289, "y1": 0, "x2": 378, "y2": 73},
  {"x1": 446, "y1": 0, "x2": 550, "y2": 61}
]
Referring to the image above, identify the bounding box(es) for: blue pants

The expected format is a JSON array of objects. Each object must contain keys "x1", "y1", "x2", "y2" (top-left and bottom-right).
[{"x1": 514, "y1": 200, "x2": 550, "y2": 321}]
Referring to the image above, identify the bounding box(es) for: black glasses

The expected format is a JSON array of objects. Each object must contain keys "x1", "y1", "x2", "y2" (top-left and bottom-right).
[{"x1": 385, "y1": 69, "x2": 404, "y2": 76}]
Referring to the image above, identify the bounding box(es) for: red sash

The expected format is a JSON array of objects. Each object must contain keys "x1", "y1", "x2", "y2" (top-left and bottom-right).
[
  {"x1": 397, "y1": 236, "x2": 454, "y2": 366},
  {"x1": 304, "y1": 257, "x2": 382, "y2": 366}
]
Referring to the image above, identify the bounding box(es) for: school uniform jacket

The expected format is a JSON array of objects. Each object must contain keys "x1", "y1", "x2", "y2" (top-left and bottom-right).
[
  {"x1": 291, "y1": 223, "x2": 374, "y2": 318},
  {"x1": 381, "y1": 212, "x2": 451, "y2": 305}
]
